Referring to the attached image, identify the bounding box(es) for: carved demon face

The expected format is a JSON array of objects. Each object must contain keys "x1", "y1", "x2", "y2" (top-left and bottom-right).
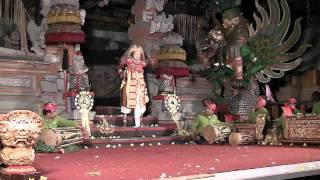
[{"x1": 0, "y1": 110, "x2": 43, "y2": 148}]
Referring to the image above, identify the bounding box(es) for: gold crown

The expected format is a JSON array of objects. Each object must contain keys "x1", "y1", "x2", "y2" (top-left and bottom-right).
[{"x1": 157, "y1": 46, "x2": 186, "y2": 61}]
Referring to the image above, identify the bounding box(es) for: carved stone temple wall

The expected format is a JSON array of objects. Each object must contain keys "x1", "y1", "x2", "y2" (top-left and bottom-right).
[{"x1": 0, "y1": 48, "x2": 61, "y2": 113}]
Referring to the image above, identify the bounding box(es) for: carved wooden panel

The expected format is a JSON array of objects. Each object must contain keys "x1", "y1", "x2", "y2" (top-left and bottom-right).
[
  {"x1": 234, "y1": 123, "x2": 256, "y2": 137},
  {"x1": 284, "y1": 115, "x2": 320, "y2": 143}
]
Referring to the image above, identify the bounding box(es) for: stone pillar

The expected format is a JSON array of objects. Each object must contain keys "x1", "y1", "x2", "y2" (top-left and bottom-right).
[{"x1": 44, "y1": 0, "x2": 95, "y2": 120}]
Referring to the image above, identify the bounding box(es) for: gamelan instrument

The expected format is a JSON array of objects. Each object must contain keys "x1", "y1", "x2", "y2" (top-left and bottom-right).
[
  {"x1": 39, "y1": 127, "x2": 84, "y2": 148},
  {"x1": 228, "y1": 132, "x2": 255, "y2": 146},
  {"x1": 203, "y1": 125, "x2": 231, "y2": 144}
]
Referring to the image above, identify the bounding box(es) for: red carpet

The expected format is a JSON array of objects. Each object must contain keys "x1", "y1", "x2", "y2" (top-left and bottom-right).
[{"x1": 34, "y1": 145, "x2": 320, "y2": 180}]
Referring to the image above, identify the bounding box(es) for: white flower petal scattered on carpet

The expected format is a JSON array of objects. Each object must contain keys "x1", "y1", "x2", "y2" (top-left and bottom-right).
[
  {"x1": 95, "y1": 156, "x2": 99, "y2": 159},
  {"x1": 157, "y1": 142, "x2": 161, "y2": 146},
  {"x1": 130, "y1": 143, "x2": 134, "y2": 147},
  {"x1": 54, "y1": 156, "x2": 60, "y2": 159},
  {"x1": 118, "y1": 144, "x2": 122, "y2": 147},
  {"x1": 106, "y1": 144, "x2": 111, "y2": 148},
  {"x1": 210, "y1": 167, "x2": 215, "y2": 170},
  {"x1": 271, "y1": 162, "x2": 276, "y2": 165},
  {"x1": 95, "y1": 146, "x2": 99, "y2": 149},
  {"x1": 140, "y1": 143, "x2": 145, "y2": 147},
  {"x1": 214, "y1": 159, "x2": 220, "y2": 163},
  {"x1": 177, "y1": 172, "x2": 181, "y2": 175},
  {"x1": 195, "y1": 165, "x2": 200, "y2": 168},
  {"x1": 149, "y1": 143, "x2": 153, "y2": 146},
  {"x1": 236, "y1": 147, "x2": 240, "y2": 150},
  {"x1": 40, "y1": 176, "x2": 47, "y2": 180},
  {"x1": 87, "y1": 171, "x2": 101, "y2": 176},
  {"x1": 160, "y1": 173, "x2": 167, "y2": 178},
  {"x1": 152, "y1": 134, "x2": 156, "y2": 137},
  {"x1": 84, "y1": 146, "x2": 88, "y2": 149},
  {"x1": 112, "y1": 145, "x2": 117, "y2": 148},
  {"x1": 171, "y1": 142, "x2": 175, "y2": 145}
]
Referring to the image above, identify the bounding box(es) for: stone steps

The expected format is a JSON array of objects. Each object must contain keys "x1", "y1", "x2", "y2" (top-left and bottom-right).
[
  {"x1": 89, "y1": 136, "x2": 181, "y2": 147},
  {"x1": 95, "y1": 106, "x2": 121, "y2": 115},
  {"x1": 94, "y1": 114, "x2": 158, "y2": 126},
  {"x1": 88, "y1": 113, "x2": 180, "y2": 147},
  {"x1": 92, "y1": 126, "x2": 175, "y2": 138},
  {"x1": 89, "y1": 126, "x2": 181, "y2": 147}
]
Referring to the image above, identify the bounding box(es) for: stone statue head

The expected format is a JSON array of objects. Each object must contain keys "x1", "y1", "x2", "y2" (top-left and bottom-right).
[{"x1": 79, "y1": 9, "x2": 86, "y2": 25}]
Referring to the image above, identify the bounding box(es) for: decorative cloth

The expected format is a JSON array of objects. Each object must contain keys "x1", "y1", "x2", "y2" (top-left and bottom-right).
[{"x1": 45, "y1": 32, "x2": 85, "y2": 44}]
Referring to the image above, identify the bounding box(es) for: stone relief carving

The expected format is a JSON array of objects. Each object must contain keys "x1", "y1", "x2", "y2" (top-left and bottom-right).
[
  {"x1": 145, "y1": 0, "x2": 167, "y2": 11},
  {"x1": 150, "y1": 12, "x2": 174, "y2": 34}
]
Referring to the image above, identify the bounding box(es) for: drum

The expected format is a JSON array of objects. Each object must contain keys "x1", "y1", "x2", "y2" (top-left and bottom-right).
[
  {"x1": 203, "y1": 125, "x2": 232, "y2": 144},
  {"x1": 40, "y1": 127, "x2": 84, "y2": 148},
  {"x1": 228, "y1": 132, "x2": 255, "y2": 146}
]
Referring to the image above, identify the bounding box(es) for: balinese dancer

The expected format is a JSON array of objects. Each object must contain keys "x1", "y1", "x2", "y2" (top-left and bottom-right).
[{"x1": 118, "y1": 44, "x2": 150, "y2": 127}]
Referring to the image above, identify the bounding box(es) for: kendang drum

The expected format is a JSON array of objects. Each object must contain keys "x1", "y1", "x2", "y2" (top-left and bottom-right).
[
  {"x1": 203, "y1": 125, "x2": 231, "y2": 144},
  {"x1": 40, "y1": 127, "x2": 84, "y2": 148},
  {"x1": 228, "y1": 132, "x2": 255, "y2": 146}
]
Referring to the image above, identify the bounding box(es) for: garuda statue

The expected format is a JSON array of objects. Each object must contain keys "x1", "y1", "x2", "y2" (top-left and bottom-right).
[{"x1": 199, "y1": 0, "x2": 310, "y2": 120}]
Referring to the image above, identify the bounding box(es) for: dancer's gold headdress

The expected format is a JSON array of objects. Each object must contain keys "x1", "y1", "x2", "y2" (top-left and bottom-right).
[{"x1": 122, "y1": 44, "x2": 146, "y2": 61}]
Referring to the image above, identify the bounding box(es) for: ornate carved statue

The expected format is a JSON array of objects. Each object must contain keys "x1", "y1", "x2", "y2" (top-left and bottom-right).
[
  {"x1": 27, "y1": 0, "x2": 51, "y2": 55},
  {"x1": 69, "y1": 44, "x2": 90, "y2": 92},
  {"x1": 199, "y1": 0, "x2": 310, "y2": 121},
  {"x1": 150, "y1": 12, "x2": 174, "y2": 34},
  {"x1": 0, "y1": 110, "x2": 43, "y2": 173}
]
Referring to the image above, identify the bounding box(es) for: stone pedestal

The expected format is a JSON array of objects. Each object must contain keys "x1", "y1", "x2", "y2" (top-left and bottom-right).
[{"x1": 0, "y1": 110, "x2": 43, "y2": 177}]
